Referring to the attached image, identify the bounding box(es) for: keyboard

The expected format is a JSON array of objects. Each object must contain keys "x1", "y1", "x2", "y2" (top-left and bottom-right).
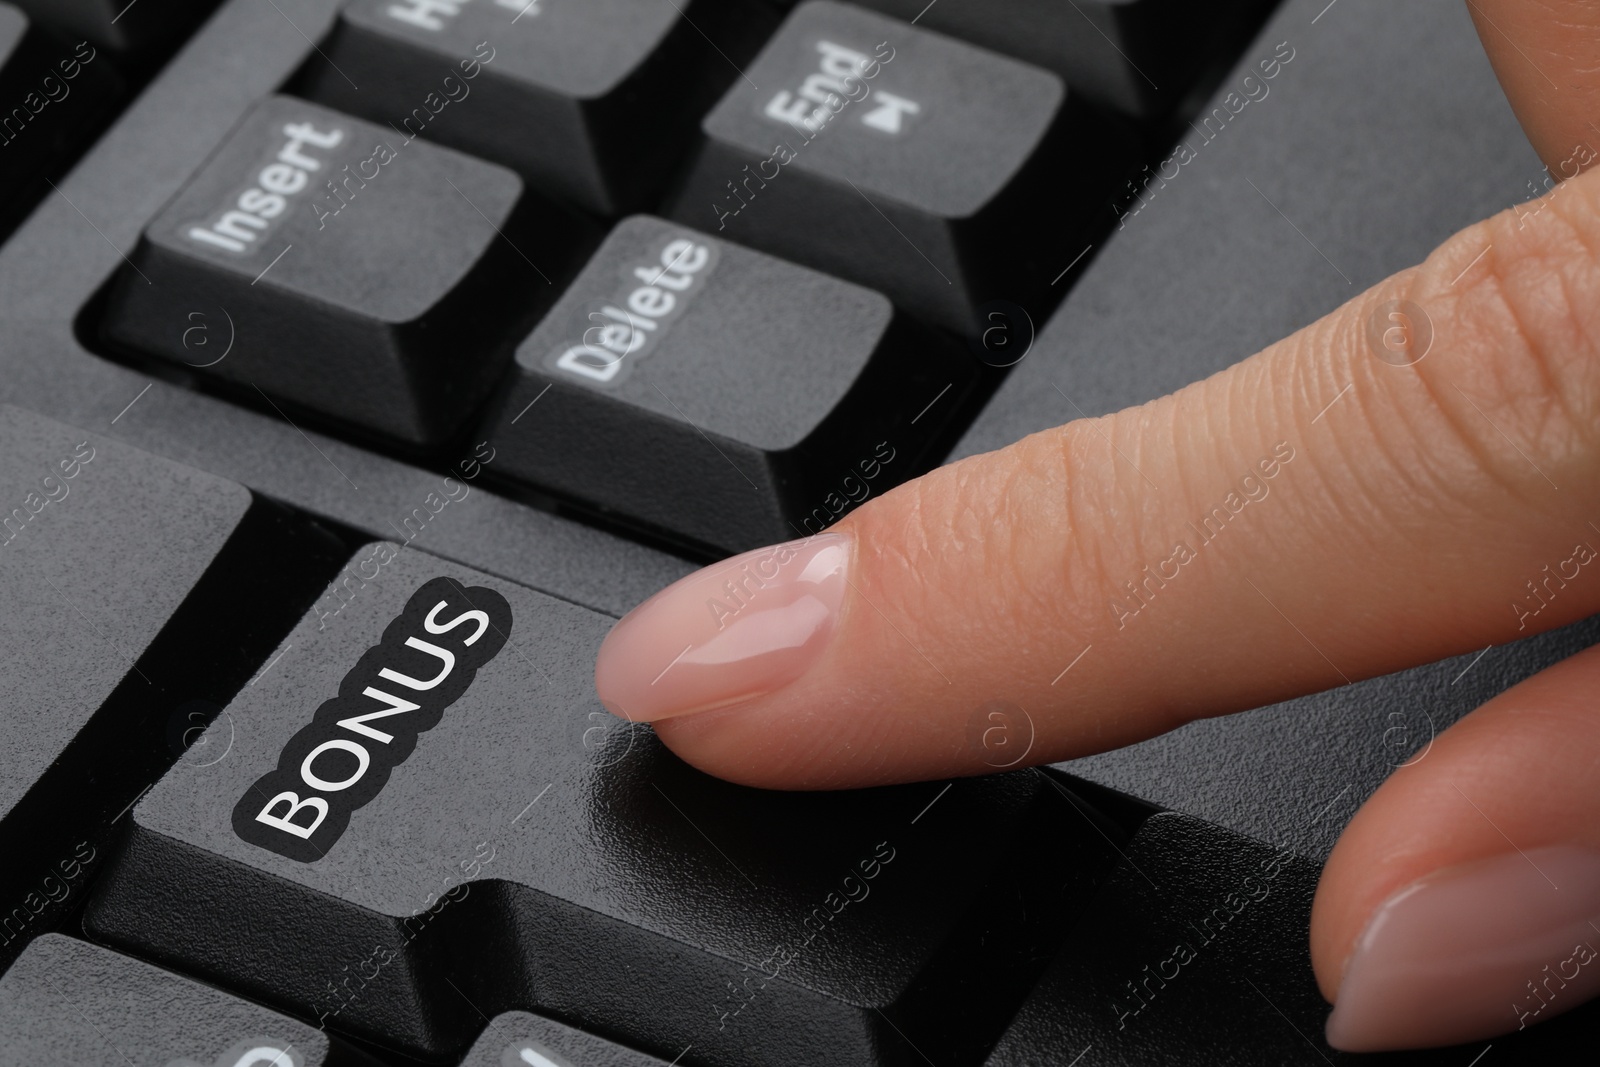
[{"x1": 0, "y1": 0, "x2": 1594, "y2": 1063}]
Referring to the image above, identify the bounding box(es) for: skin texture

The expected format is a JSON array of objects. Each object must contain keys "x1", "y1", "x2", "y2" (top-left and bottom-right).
[{"x1": 595, "y1": 0, "x2": 1600, "y2": 1051}]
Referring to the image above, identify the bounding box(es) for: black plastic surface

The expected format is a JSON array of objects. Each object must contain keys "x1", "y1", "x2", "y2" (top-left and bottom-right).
[
  {"x1": 984, "y1": 813, "x2": 1600, "y2": 1064},
  {"x1": 301, "y1": 0, "x2": 773, "y2": 215},
  {"x1": 0, "y1": 405, "x2": 348, "y2": 965},
  {"x1": 844, "y1": 0, "x2": 1276, "y2": 117},
  {"x1": 670, "y1": 0, "x2": 1128, "y2": 335},
  {"x1": 1, "y1": 0, "x2": 1593, "y2": 1062},
  {"x1": 86, "y1": 544, "x2": 1122, "y2": 1065},
  {"x1": 0, "y1": 6, "x2": 119, "y2": 236},
  {"x1": 0, "y1": 933, "x2": 380, "y2": 1066},
  {"x1": 8, "y1": 0, "x2": 218, "y2": 53},
  {"x1": 0, "y1": 0, "x2": 696, "y2": 618},
  {"x1": 484, "y1": 214, "x2": 980, "y2": 552},
  {"x1": 103, "y1": 93, "x2": 582, "y2": 447},
  {"x1": 462, "y1": 1012, "x2": 672, "y2": 1067}
]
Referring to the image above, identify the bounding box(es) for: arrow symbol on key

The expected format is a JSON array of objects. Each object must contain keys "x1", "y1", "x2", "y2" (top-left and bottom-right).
[{"x1": 861, "y1": 92, "x2": 920, "y2": 134}]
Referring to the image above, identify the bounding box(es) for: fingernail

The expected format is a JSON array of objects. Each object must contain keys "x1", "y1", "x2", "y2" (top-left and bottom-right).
[
  {"x1": 594, "y1": 533, "x2": 851, "y2": 722},
  {"x1": 1326, "y1": 847, "x2": 1600, "y2": 1051}
]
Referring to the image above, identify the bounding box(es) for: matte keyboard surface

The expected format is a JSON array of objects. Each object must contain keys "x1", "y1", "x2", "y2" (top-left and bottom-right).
[
  {"x1": 984, "y1": 814, "x2": 1600, "y2": 1065},
  {"x1": 462, "y1": 1012, "x2": 673, "y2": 1067},
  {"x1": 103, "y1": 93, "x2": 586, "y2": 447},
  {"x1": 485, "y1": 214, "x2": 980, "y2": 551},
  {"x1": 0, "y1": 0, "x2": 1594, "y2": 1062},
  {"x1": 0, "y1": 934, "x2": 380, "y2": 1066},
  {"x1": 301, "y1": 0, "x2": 773, "y2": 215},
  {"x1": 86, "y1": 544, "x2": 1121, "y2": 1064},
  {"x1": 9, "y1": 0, "x2": 219, "y2": 53},
  {"x1": 0, "y1": 8, "x2": 116, "y2": 198},
  {"x1": 0, "y1": 405, "x2": 347, "y2": 965},
  {"x1": 670, "y1": 0, "x2": 1128, "y2": 336}
]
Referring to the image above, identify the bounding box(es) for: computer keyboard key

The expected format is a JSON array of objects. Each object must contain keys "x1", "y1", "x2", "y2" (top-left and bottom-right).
[
  {"x1": 983, "y1": 811, "x2": 1600, "y2": 1063},
  {"x1": 0, "y1": 934, "x2": 380, "y2": 1066},
  {"x1": 464, "y1": 1012, "x2": 671, "y2": 1067},
  {"x1": 483, "y1": 215, "x2": 980, "y2": 552},
  {"x1": 0, "y1": 5, "x2": 118, "y2": 215},
  {"x1": 842, "y1": 0, "x2": 1275, "y2": 117},
  {"x1": 103, "y1": 95, "x2": 592, "y2": 448},
  {"x1": 0, "y1": 404, "x2": 349, "y2": 965},
  {"x1": 7, "y1": 0, "x2": 214, "y2": 53},
  {"x1": 86, "y1": 544, "x2": 1123, "y2": 1065},
  {"x1": 982, "y1": 812, "x2": 1331, "y2": 1066},
  {"x1": 669, "y1": 0, "x2": 1128, "y2": 335},
  {"x1": 303, "y1": 0, "x2": 774, "y2": 216}
]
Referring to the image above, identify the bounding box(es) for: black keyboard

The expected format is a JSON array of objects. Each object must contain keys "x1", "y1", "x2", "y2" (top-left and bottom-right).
[{"x1": 0, "y1": 0, "x2": 1595, "y2": 1064}]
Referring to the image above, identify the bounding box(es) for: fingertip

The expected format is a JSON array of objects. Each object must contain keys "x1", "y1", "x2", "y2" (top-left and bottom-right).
[
  {"x1": 593, "y1": 533, "x2": 852, "y2": 724},
  {"x1": 650, "y1": 707, "x2": 805, "y2": 789},
  {"x1": 1313, "y1": 646, "x2": 1600, "y2": 1051},
  {"x1": 1321, "y1": 849, "x2": 1600, "y2": 1051}
]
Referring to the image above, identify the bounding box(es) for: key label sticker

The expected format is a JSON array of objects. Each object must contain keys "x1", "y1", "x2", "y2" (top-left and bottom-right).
[
  {"x1": 766, "y1": 40, "x2": 888, "y2": 133},
  {"x1": 185, "y1": 120, "x2": 346, "y2": 256},
  {"x1": 166, "y1": 1039, "x2": 303, "y2": 1067},
  {"x1": 500, "y1": 1042, "x2": 573, "y2": 1067},
  {"x1": 536, "y1": 232, "x2": 719, "y2": 387},
  {"x1": 233, "y1": 576, "x2": 512, "y2": 862},
  {"x1": 386, "y1": 0, "x2": 539, "y2": 32}
]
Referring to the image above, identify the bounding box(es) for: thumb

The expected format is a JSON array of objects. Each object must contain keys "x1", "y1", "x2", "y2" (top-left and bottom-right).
[{"x1": 595, "y1": 151, "x2": 1600, "y2": 790}]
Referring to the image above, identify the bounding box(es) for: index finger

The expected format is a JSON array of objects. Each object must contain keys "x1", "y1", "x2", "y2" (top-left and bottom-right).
[{"x1": 595, "y1": 0, "x2": 1600, "y2": 789}]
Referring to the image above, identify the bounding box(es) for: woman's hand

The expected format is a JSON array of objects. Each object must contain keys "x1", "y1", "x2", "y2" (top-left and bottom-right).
[{"x1": 595, "y1": 0, "x2": 1600, "y2": 1051}]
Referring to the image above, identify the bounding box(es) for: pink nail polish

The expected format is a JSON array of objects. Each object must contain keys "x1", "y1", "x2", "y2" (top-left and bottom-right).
[
  {"x1": 594, "y1": 533, "x2": 851, "y2": 722},
  {"x1": 1326, "y1": 847, "x2": 1600, "y2": 1051}
]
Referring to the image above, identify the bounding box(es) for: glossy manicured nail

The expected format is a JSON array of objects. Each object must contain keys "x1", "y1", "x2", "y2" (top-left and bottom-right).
[
  {"x1": 1326, "y1": 847, "x2": 1600, "y2": 1051},
  {"x1": 594, "y1": 534, "x2": 851, "y2": 722}
]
